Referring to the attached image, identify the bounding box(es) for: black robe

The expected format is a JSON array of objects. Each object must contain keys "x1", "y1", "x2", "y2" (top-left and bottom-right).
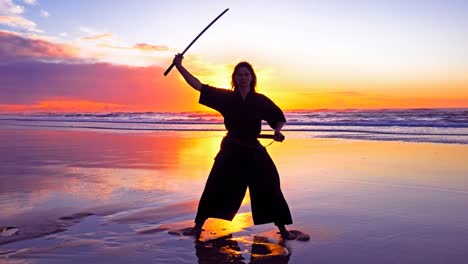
[{"x1": 195, "y1": 84, "x2": 293, "y2": 225}]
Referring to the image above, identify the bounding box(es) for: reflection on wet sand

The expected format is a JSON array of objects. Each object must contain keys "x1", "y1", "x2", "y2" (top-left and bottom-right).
[
  {"x1": 0, "y1": 129, "x2": 223, "y2": 222},
  {"x1": 2, "y1": 129, "x2": 468, "y2": 263},
  {"x1": 187, "y1": 213, "x2": 291, "y2": 263},
  {"x1": 195, "y1": 234, "x2": 291, "y2": 264},
  {"x1": 199, "y1": 212, "x2": 253, "y2": 241},
  {"x1": 159, "y1": 212, "x2": 292, "y2": 263},
  {"x1": 196, "y1": 235, "x2": 245, "y2": 264}
]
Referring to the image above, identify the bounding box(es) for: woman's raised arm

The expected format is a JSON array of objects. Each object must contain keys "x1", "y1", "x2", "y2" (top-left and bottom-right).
[{"x1": 173, "y1": 54, "x2": 202, "y2": 91}]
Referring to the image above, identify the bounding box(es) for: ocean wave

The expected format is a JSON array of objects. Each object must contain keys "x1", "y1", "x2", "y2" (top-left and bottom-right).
[
  {"x1": 1, "y1": 118, "x2": 467, "y2": 128},
  {"x1": 1, "y1": 109, "x2": 468, "y2": 144},
  {"x1": 1, "y1": 109, "x2": 468, "y2": 127},
  {"x1": 3, "y1": 122, "x2": 467, "y2": 136},
  {"x1": 0, "y1": 118, "x2": 221, "y2": 125}
]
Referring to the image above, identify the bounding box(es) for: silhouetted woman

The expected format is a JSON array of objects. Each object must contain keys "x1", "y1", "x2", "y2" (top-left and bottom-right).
[{"x1": 173, "y1": 53, "x2": 296, "y2": 239}]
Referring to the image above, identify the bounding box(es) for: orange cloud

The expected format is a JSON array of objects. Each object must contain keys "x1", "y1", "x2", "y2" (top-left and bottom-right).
[
  {"x1": 0, "y1": 15, "x2": 38, "y2": 32},
  {"x1": 37, "y1": 99, "x2": 127, "y2": 112},
  {"x1": 1, "y1": 28, "x2": 466, "y2": 112},
  {"x1": 80, "y1": 33, "x2": 113, "y2": 41},
  {"x1": 0, "y1": 99, "x2": 126, "y2": 112},
  {"x1": 259, "y1": 72, "x2": 468, "y2": 110},
  {"x1": 273, "y1": 90, "x2": 468, "y2": 110},
  {"x1": 0, "y1": 104, "x2": 28, "y2": 112},
  {"x1": 133, "y1": 43, "x2": 169, "y2": 51},
  {"x1": 0, "y1": 59, "x2": 205, "y2": 113}
]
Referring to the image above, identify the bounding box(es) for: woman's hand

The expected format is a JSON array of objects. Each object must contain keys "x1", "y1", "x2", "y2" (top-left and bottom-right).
[
  {"x1": 173, "y1": 53, "x2": 184, "y2": 67},
  {"x1": 273, "y1": 130, "x2": 285, "y2": 142},
  {"x1": 171, "y1": 53, "x2": 202, "y2": 91}
]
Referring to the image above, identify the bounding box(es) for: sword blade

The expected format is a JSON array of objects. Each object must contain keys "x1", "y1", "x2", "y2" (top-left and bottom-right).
[{"x1": 164, "y1": 8, "x2": 229, "y2": 76}]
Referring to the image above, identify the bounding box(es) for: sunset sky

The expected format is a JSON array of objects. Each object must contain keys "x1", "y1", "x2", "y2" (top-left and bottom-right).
[{"x1": 1, "y1": 0, "x2": 467, "y2": 112}]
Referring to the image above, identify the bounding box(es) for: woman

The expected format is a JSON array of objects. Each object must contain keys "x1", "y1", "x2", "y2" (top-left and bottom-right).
[{"x1": 173, "y1": 53, "x2": 296, "y2": 240}]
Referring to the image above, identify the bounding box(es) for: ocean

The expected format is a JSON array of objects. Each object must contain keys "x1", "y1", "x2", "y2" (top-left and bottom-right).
[{"x1": 1, "y1": 108, "x2": 467, "y2": 144}]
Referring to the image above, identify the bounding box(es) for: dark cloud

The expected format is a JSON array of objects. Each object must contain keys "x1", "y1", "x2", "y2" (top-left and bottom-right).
[
  {"x1": 0, "y1": 60, "x2": 195, "y2": 111},
  {"x1": 0, "y1": 30, "x2": 197, "y2": 112},
  {"x1": 0, "y1": 30, "x2": 78, "y2": 63}
]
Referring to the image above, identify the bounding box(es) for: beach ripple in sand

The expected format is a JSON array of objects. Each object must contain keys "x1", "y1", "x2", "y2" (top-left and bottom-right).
[
  {"x1": 0, "y1": 212, "x2": 98, "y2": 246},
  {"x1": 0, "y1": 227, "x2": 19, "y2": 237}
]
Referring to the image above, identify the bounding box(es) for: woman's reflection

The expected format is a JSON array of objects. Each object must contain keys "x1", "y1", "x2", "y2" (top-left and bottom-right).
[{"x1": 195, "y1": 235, "x2": 291, "y2": 264}]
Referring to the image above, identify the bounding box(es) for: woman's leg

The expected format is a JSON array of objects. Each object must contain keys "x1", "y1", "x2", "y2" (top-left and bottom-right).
[
  {"x1": 191, "y1": 141, "x2": 247, "y2": 239},
  {"x1": 249, "y1": 148, "x2": 293, "y2": 225},
  {"x1": 195, "y1": 149, "x2": 247, "y2": 223}
]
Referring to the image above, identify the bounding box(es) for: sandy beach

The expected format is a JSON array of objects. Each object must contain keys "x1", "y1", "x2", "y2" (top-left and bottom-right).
[{"x1": 1, "y1": 128, "x2": 468, "y2": 263}]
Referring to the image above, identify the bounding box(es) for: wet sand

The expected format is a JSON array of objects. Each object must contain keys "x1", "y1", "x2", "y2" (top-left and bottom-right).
[{"x1": 1, "y1": 128, "x2": 468, "y2": 263}]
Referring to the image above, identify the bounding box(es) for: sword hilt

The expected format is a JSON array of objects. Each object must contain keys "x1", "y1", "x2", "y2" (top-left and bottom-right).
[
  {"x1": 258, "y1": 134, "x2": 285, "y2": 141},
  {"x1": 164, "y1": 63, "x2": 175, "y2": 76}
]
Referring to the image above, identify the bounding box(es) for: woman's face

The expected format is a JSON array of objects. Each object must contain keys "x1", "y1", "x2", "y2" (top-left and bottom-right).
[{"x1": 235, "y1": 67, "x2": 252, "y2": 89}]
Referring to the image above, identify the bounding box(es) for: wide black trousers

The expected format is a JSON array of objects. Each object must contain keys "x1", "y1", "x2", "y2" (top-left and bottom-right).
[{"x1": 195, "y1": 137, "x2": 293, "y2": 225}]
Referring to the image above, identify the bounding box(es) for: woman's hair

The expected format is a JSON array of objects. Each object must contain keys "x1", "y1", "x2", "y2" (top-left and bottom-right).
[{"x1": 231, "y1": 61, "x2": 257, "y2": 93}]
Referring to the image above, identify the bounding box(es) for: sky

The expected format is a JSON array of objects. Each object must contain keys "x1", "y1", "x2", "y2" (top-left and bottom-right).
[{"x1": 1, "y1": 0, "x2": 467, "y2": 112}]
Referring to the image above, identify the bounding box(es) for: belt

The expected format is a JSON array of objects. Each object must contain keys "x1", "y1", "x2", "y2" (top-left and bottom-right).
[{"x1": 223, "y1": 135, "x2": 264, "y2": 149}]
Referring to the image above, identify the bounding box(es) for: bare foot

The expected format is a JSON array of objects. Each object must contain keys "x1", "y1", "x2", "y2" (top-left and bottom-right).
[
  {"x1": 277, "y1": 225, "x2": 297, "y2": 240},
  {"x1": 182, "y1": 226, "x2": 202, "y2": 239},
  {"x1": 279, "y1": 230, "x2": 297, "y2": 240},
  {"x1": 289, "y1": 230, "x2": 310, "y2": 241}
]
